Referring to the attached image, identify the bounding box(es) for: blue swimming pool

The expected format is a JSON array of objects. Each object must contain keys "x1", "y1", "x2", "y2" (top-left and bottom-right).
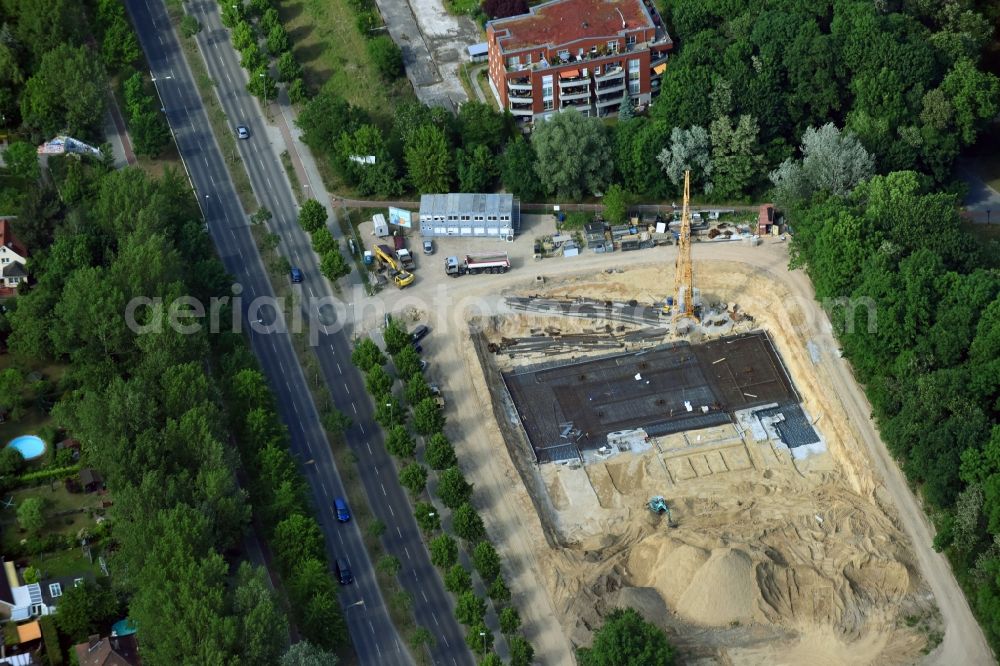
[
  {"x1": 111, "y1": 619, "x2": 137, "y2": 636},
  {"x1": 7, "y1": 435, "x2": 45, "y2": 460}
]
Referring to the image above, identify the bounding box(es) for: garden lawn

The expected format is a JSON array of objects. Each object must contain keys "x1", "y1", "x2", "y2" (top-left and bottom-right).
[
  {"x1": 0, "y1": 485, "x2": 103, "y2": 553},
  {"x1": 29, "y1": 548, "x2": 103, "y2": 579},
  {"x1": 279, "y1": 0, "x2": 414, "y2": 127}
]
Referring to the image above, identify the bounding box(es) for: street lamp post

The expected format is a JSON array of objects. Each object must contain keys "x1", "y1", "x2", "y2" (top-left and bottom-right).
[{"x1": 479, "y1": 631, "x2": 486, "y2": 654}]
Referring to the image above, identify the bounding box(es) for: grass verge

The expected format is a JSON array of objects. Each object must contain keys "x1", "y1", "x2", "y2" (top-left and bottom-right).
[
  {"x1": 341, "y1": 208, "x2": 377, "y2": 296},
  {"x1": 168, "y1": 10, "x2": 257, "y2": 212},
  {"x1": 280, "y1": 150, "x2": 305, "y2": 204}
]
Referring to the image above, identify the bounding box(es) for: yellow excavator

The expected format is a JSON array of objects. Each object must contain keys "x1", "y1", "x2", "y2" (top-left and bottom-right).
[{"x1": 374, "y1": 243, "x2": 415, "y2": 288}]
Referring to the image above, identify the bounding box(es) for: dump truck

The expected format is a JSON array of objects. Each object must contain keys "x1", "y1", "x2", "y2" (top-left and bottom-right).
[
  {"x1": 444, "y1": 253, "x2": 511, "y2": 277},
  {"x1": 374, "y1": 243, "x2": 415, "y2": 288}
]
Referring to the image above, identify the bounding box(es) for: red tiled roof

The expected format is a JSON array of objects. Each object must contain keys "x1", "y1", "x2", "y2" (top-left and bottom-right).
[
  {"x1": 0, "y1": 220, "x2": 27, "y2": 258},
  {"x1": 491, "y1": 0, "x2": 654, "y2": 52}
]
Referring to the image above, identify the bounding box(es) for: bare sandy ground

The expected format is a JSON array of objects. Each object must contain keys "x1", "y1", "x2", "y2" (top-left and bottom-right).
[{"x1": 359, "y1": 240, "x2": 992, "y2": 665}]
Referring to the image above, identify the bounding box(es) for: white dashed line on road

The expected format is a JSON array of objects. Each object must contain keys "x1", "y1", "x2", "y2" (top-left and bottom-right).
[
  {"x1": 359, "y1": 424, "x2": 365, "y2": 435},
  {"x1": 421, "y1": 589, "x2": 428, "y2": 602},
  {"x1": 351, "y1": 402, "x2": 357, "y2": 414},
  {"x1": 344, "y1": 383, "x2": 350, "y2": 394},
  {"x1": 366, "y1": 442, "x2": 372, "y2": 455},
  {"x1": 337, "y1": 363, "x2": 342, "y2": 375},
  {"x1": 388, "y1": 504, "x2": 395, "y2": 517},
  {"x1": 432, "y1": 614, "x2": 439, "y2": 627},
  {"x1": 396, "y1": 526, "x2": 402, "y2": 537},
  {"x1": 404, "y1": 547, "x2": 411, "y2": 560},
  {"x1": 380, "y1": 483, "x2": 386, "y2": 496}
]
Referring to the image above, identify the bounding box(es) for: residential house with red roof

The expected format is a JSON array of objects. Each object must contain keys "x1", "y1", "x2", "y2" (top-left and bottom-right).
[{"x1": 486, "y1": 0, "x2": 672, "y2": 123}]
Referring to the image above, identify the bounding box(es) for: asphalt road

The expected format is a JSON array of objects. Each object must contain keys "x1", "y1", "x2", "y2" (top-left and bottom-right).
[{"x1": 127, "y1": 1, "x2": 472, "y2": 664}]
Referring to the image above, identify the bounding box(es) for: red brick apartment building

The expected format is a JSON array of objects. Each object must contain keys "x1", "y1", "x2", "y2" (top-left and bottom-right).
[{"x1": 486, "y1": 0, "x2": 672, "y2": 123}]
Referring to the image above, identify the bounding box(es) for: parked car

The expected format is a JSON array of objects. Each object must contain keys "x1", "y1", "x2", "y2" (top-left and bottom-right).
[
  {"x1": 423, "y1": 239, "x2": 434, "y2": 255},
  {"x1": 411, "y1": 324, "x2": 429, "y2": 343},
  {"x1": 419, "y1": 360, "x2": 428, "y2": 372},
  {"x1": 334, "y1": 497, "x2": 351, "y2": 522},
  {"x1": 236, "y1": 125, "x2": 250, "y2": 139},
  {"x1": 412, "y1": 343, "x2": 423, "y2": 354},
  {"x1": 335, "y1": 558, "x2": 353, "y2": 585},
  {"x1": 290, "y1": 267, "x2": 303, "y2": 283}
]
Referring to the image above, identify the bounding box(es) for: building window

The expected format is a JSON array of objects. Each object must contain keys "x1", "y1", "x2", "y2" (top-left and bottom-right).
[
  {"x1": 1, "y1": 258, "x2": 8, "y2": 264},
  {"x1": 30, "y1": 604, "x2": 42, "y2": 617},
  {"x1": 49, "y1": 583, "x2": 62, "y2": 598},
  {"x1": 558, "y1": 50, "x2": 569, "y2": 62},
  {"x1": 508, "y1": 56, "x2": 520, "y2": 67},
  {"x1": 627, "y1": 34, "x2": 636, "y2": 46},
  {"x1": 607, "y1": 40, "x2": 618, "y2": 53},
  {"x1": 629, "y1": 58, "x2": 640, "y2": 73},
  {"x1": 629, "y1": 80, "x2": 640, "y2": 95},
  {"x1": 541, "y1": 75, "x2": 553, "y2": 99},
  {"x1": 543, "y1": 99, "x2": 554, "y2": 110}
]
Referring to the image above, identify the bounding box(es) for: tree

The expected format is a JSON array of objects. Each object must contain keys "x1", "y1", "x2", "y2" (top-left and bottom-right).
[
  {"x1": 482, "y1": 0, "x2": 528, "y2": 19},
  {"x1": 939, "y1": 58, "x2": 1000, "y2": 146},
  {"x1": 0, "y1": 367, "x2": 25, "y2": 414},
  {"x1": 770, "y1": 123, "x2": 874, "y2": 206},
  {"x1": 377, "y1": 555, "x2": 401, "y2": 577},
  {"x1": 456, "y1": 144, "x2": 498, "y2": 192},
  {"x1": 413, "y1": 397, "x2": 445, "y2": 436},
  {"x1": 336, "y1": 124, "x2": 401, "y2": 196},
  {"x1": 480, "y1": 654, "x2": 503, "y2": 666},
  {"x1": 437, "y1": 466, "x2": 472, "y2": 508},
  {"x1": 488, "y1": 575, "x2": 510, "y2": 604},
  {"x1": 281, "y1": 641, "x2": 339, "y2": 666},
  {"x1": 399, "y1": 462, "x2": 427, "y2": 496},
  {"x1": 0, "y1": 446, "x2": 25, "y2": 477},
  {"x1": 455, "y1": 591, "x2": 486, "y2": 626},
  {"x1": 277, "y1": 51, "x2": 302, "y2": 82},
  {"x1": 466, "y1": 623, "x2": 493, "y2": 656},
  {"x1": 385, "y1": 425, "x2": 415, "y2": 458},
  {"x1": 657, "y1": 125, "x2": 712, "y2": 194},
  {"x1": 429, "y1": 534, "x2": 458, "y2": 569},
  {"x1": 709, "y1": 114, "x2": 762, "y2": 199},
  {"x1": 131, "y1": 109, "x2": 172, "y2": 158},
  {"x1": 247, "y1": 68, "x2": 278, "y2": 102},
  {"x1": 499, "y1": 606, "x2": 521, "y2": 635},
  {"x1": 3, "y1": 142, "x2": 39, "y2": 180},
  {"x1": 472, "y1": 540, "x2": 501, "y2": 582},
  {"x1": 414, "y1": 501, "x2": 440, "y2": 533},
  {"x1": 365, "y1": 365, "x2": 394, "y2": 397},
  {"x1": 266, "y1": 24, "x2": 290, "y2": 55},
  {"x1": 298, "y1": 199, "x2": 328, "y2": 233},
  {"x1": 444, "y1": 564, "x2": 472, "y2": 594},
  {"x1": 100, "y1": 16, "x2": 141, "y2": 69},
  {"x1": 231, "y1": 20, "x2": 255, "y2": 51},
  {"x1": 409, "y1": 626, "x2": 436, "y2": 652},
  {"x1": 531, "y1": 109, "x2": 612, "y2": 199},
  {"x1": 20, "y1": 44, "x2": 107, "y2": 136},
  {"x1": 383, "y1": 319, "x2": 411, "y2": 355},
  {"x1": 509, "y1": 635, "x2": 535, "y2": 666},
  {"x1": 425, "y1": 432, "x2": 457, "y2": 470},
  {"x1": 180, "y1": 15, "x2": 201, "y2": 38},
  {"x1": 618, "y1": 93, "x2": 634, "y2": 121},
  {"x1": 53, "y1": 581, "x2": 118, "y2": 642},
  {"x1": 577, "y1": 608, "x2": 674, "y2": 666},
  {"x1": 452, "y1": 502, "x2": 485, "y2": 542},
  {"x1": 405, "y1": 373, "x2": 432, "y2": 404},
  {"x1": 367, "y1": 35, "x2": 403, "y2": 79},
  {"x1": 375, "y1": 396, "x2": 405, "y2": 428},
  {"x1": 394, "y1": 345, "x2": 423, "y2": 381},
  {"x1": 457, "y1": 102, "x2": 511, "y2": 150},
  {"x1": 352, "y1": 337, "x2": 386, "y2": 372},
  {"x1": 272, "y1": 514, "x2": 325, "y2": 569},
  {"x1": 501, "y1": 137, "x2": 542, "y2": 201},
  {"x1": 297, "y1": 90, "x2": 358, "y2": 152},
  {"x1": 240, "y1": 43, "x2": 265, "y2": 72},
  {"x1": 288, "y1": 78, "x2": 309, "y2": 104},
  {"x1": 602, "y1": 184, "x2": 629, "y2": 225},
  {"x1": 405, "y1": 124, "x2": 453, "y2": 194},
  {"x1": 17, "y1": 497, "x2": 45, "y2": 533},
  {"x1": 234, "y1": 563, "x2": 287, "y2": 665}
]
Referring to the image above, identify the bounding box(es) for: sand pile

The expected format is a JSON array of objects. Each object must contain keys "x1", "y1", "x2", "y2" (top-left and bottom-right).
[{"x1": 677, "y1": 548, "x2": 759, "y2": 625}]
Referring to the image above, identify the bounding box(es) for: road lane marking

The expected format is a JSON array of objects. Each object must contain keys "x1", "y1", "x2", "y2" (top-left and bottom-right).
[
  {"x1": 351, "y1": 402, "x2": 357, "y2": 414},
  {"x1": 344, "y1": 382, "x2": 350, "y2": 394},
  {"x1": 359, "y1": 424, "x2": 365, "y2": 435},
  {"x1": 337, "y1": 362, "x2": 342, "y2": 375},
  {"x1": 404, "y1": 546, "x2": 410, "y2": 560},
  {"x1": 366, "y1": 442, "x2": 372, "y2": 455},
  {"x1": 320, "y1": 481, "x2": 328, "y2": 497},
  {"x1": 421, "y1": 589, "x2": 428, "y2": 602},
  {"x1": 388, "y1": 504, "x2": 394, "y2": 517},
  {"x1": 397, "y1": 526, "x2": 402, "y2": 537},
  {"x1": 369, "y1": 621, "x2": 375, "y2": 635},
  {"x1": 380, "y1": 483, "x2": 386, "y2": 496},
  {"x1": 433, "y1": 614, "x2": 439, "y2": 627}
]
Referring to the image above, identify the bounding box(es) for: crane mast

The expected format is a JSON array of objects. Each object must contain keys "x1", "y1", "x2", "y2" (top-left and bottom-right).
[{"x1": 673, "y1": 169, "x2": 697, "y2": 328}]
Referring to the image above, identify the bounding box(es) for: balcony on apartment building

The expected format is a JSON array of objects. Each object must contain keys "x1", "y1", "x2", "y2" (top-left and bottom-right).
[
  {"x1": 507, "y1": 76, "x2": 532, "y2": 91},
  {"x1": 595, "y1": 80, "x2": 626, "y2": 97},
  {"x1": 560, "y1": 97, "x2": 592, "y2": 112},
  {"x1": 509, "y1": 100, "x2": 534, "y2": 117},
  {"x1": 595, "y1": 93, "x2": 625, "y2": 109},
  {"x1": 559, "y1": 87, "x2": 592, "y2": 101},
  {"x1": 594, "y1": 66, "x2": 625, "y2": 83}
]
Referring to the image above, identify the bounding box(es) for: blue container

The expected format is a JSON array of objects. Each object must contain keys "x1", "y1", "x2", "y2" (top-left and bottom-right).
[{"x1": 666, "y1": 296, "x2": 674, "y2": 306}]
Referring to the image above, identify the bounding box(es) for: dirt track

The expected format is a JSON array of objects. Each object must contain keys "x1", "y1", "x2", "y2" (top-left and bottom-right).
[{"x1": 365, "y1": 238, "x2": 993, "y2": 664}]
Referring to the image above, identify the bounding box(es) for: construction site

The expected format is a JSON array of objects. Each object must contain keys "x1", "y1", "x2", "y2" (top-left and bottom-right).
[{"x1": 375, "y1": 172, "x2": 945, "y2": 663}]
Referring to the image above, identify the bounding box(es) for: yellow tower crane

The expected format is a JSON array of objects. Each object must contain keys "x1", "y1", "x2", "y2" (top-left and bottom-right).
[{"x1": 673, "y1": 169, "x2": 698, "y2": 329}]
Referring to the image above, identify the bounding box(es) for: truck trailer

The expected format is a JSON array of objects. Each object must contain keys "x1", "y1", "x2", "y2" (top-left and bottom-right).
[{"x1": 444, "y1": 253, "x2": 511, "y2": 277}]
